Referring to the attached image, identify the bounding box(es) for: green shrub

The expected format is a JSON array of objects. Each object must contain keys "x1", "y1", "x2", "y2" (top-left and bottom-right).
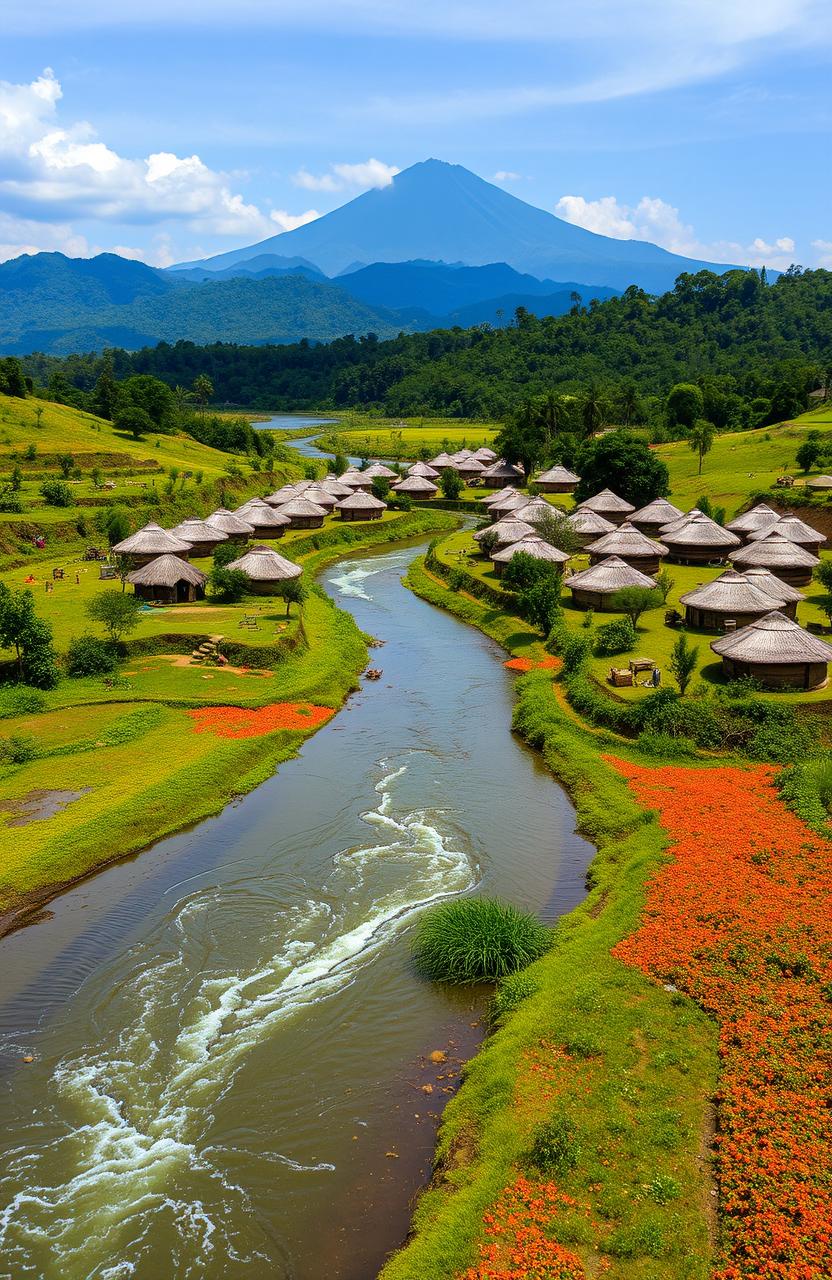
[
  {"x1": 527, "y1": 1113, "x2": 580, "y2": 1175},
  {"x1": 0, "y1": 733, "x2": 37, "y2": 765},
  {"x1": 491, "y1": 971, "x2": 539, "y2": 1022},
  {"x1": 0, "y1": 485, "x2": 23, "y2": 513},
  {"x1": 637, "y1": 731, "x2": 698, "y2": 759},
  {"x1": 66, "y1": 635, "x2": 119, "y2": 677},
  {"x1": 39, "y1": 478, "x2": 75, "y2": 507},
  {"x1": 412, "y1": 897, "x2": 551, "y2": 983},
  {"x1": 605, "y1": 1219, "x2": 667, "y2": 1259},
  {"x1": 593, "y1": 616, "x2": 637, "y2": 656},
  {"x1": 0, "y1": 686, "x2": 46, "y2": 718}
]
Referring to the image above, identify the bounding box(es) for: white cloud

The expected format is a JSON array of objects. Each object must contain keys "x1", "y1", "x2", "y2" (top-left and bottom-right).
[
  {"x1": 292, "y1": 158, "x2": 399, "y2": 193},
  {"x1": 555, "y1": 192, "x2": 802, "y2": 271},
  {"x1": 0, "y1": 69, "x2": 319, "y2": 260},
  {"x1": 492, "y1": 170, "x2": 521, "y2": 182},
  {"x1": 812, "y1": 239, "x2": 832, "y2": 268}
]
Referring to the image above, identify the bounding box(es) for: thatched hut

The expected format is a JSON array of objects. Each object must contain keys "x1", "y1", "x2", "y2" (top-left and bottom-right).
[
  {"x1": 747, "y1": 513, "x2": 826, "y2": 555},
  {"x1": 680, "y1": 569, "x2": 790, "y2": 630},
  {"x1": 363, "y1": 462, "x2": 398, "y2": 481},
  {"x1": 487, "y1": 491, "x2": 528, "y2": 518},
  {"x1": 339, "y1": 469, "x2": 374, "y2": 490},
  {"x1": 170, "y1": 517, "x2": 228, "y2": 557},
  {"x1": 320, "y1": 477, "x2": 355, "y2": 499},
  {"x1": 711, "y1": 611, "x2": 832, "y2": 689},
  {"x1": 481, "y1": 485, "x2": 521, "y2": 508},
  {"x1": 725, "y1": 502, "x2": 781, "y2": 541},
  {"x1": 536, "y1": 464, "x2": 580, "y2": 494},
  {"x1": 729, "y1": 529, "x2": 820, "y2": 586},
  {"x1": 128, "y1": 554, "x2": 207, "y2": 604},
  {"x1": 473, "y1": 518, "x2": 535, "y2": 549},
  {"x1": 277, "y1": 496, "x2": 327, "y2": 529},
  {"x1": 512, "y1": 498, "x2": 556, "y2": 526},
  {"x1": 234, "y1": 499, "x2": 291, "y2": 539},
  {"x1": 407, "y1": 460, "x2": 439, "y2": 479},
  {"x1": 206, "y1": 508, "x2": 255, "y2": 546},
  {"x1": 629, "y1": 497, "x2": 684, "y2": 537},
  {"x1": 585, "y1": 521, "x2": 667, "y2": 573},
  {"x1": 806, "y1": 474, "x2": 832, "y2": 490},
  {"x1": 457, "y1": 457, "x2": 487, "y2": 484},
  {"x1": 480, "y1": 459, "x2": 525, "y2": 488},
  {"x1": 742, "y1": 567, "x2": 803, "y2": 618},
  {"x1": 226, "y1": 544, "x2": 302, "y2": 594},
  {"x1": 565, "y1": 508, "x2": 616, "y2": 548},
  {"x1": 392, "y1": 474, "x2": 438, "y2": 497},
  {"x1": 301, "y1": 485, "x2": 339, "y2": 512},
  {"x1": 430, "y1": 452, "x2": 458, "y2": 471},
  {"x1": 659, "y1": 508, "x2": 703, "y2": 536},
  {"x1": 659, "y1": 513, "x2": 741, "y2": 564},
  {"x1": 490, "y1": 536, "x2": 571, "y2": 577},
  {"x1": 111, "y1": 522, "x2": 192, "y2": 567},
  {"x1": 576, "y1": 488, "x2": 635, "y2": 526},
  {"x1": 474, "y1": 446, "x2": 497, "y2": 462},
  {"x1": 336, "y1": 490, "x2": 387, "y2": 521},
  {"x1": 566, "y1": 555, "x2": 657, "y2": 610},
  {"x1": 265, "y1": 484, "x2": 301, "y2": 506}
]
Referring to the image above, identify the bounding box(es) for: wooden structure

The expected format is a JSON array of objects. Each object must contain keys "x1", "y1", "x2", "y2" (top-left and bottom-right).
[
  {"x1": 407, "y1": 461, "x2": 439, "y2": 480},
  {"x1": 128, "y1": 554, "x2": 207, "y2": 604},
  {"x1": 711, "y1": 611, "x2": 832, "y2": 689},
  {"x1": 576, "y1": 488, "x2": 635, "y2": 527},
  {"x1": 206, "y1": 508, "x2": 255, "y2": 545},
  {"x1": 725, "y1": 502, "x2": 781, "y2": 543},
  {"x1": 489, "y1": 536, "x2": 571, "y2": 577},
  {"x1": 565, "y1": 508, "x2": 616, "y2": 548},
  {"x1": 392, "y1": 474, "x2": 438, "y2": 497},
  {"x1": 535, "y1": 464, "x2": 580, "y2": 494},
  {"x1": 566, "y1": 555, "x2": 657, "y2": 610},
  {"x1": 730, "y1": 530, "x2": 820, "y2": 587},
  {"x1": 170, "y1": 518, "x2": 228, "y2": 557},
  {"x1": 336, "y1": 490, "x2": 387, "y2": 521},
  {"x1": 629, "y1": 497, "x2": 684, "y2": 537},
  {"x1": 585, "y1": 521, "x2": 667, "y2": 573},
  {"x1": 679, "y1": 569, "x2": 794, "y2": 630},
  {"x1": 479, "y1": 459, "x2": 525, "y2": 489},
  {"x1": 659, "y1": 513, "x2": 741, "y2": 565},
  {"x1": 226, "y1": 544, "x2": 302, "y2": 594},
  {"x1": 473, "y1": 518, "x2": 535, "y2": 549},
  {"x1": 271, "y1": 496, "x2": 327, "y2": 529},
  {"x1": 234, "y1": 499, "x2": 291, "y2": 539},
  {"x1": 746, "y1": 513, "x2": 826, "y2": 556},
  {"x1": 111, "y1": 522, "x2": 192, "y2": 568}
]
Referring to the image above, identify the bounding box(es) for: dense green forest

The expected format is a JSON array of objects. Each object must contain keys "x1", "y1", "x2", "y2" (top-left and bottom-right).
[{"x1": 20, "y1": 268, "x2": 832, "y2": 424}]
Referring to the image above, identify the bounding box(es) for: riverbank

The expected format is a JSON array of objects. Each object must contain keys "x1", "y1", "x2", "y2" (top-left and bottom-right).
[{"x1": 0, "y1": 506, "x2": 459, "y2": 940}]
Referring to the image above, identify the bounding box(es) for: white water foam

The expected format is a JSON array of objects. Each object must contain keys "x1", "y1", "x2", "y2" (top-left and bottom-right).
[
  {"x1": 327, "y1": 551, "x2": 410, "y2": 601},
  {"x1": 0, "y1": 758, "x2": 476, "y2": 1277}
]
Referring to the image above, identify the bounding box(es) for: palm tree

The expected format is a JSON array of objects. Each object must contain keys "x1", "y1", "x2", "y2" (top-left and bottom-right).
[
  {"x1": 688, "y1": 418, "x2": 715, "y2": 475},
  {"x1": 581, "y1": 385, "x2": 607, "y2": 437},
  {"x1": 533, "y1": 392, "x2": 561, "y2": 452},
  {"x1": 192, "y1": 374, "x2": 214, "y2": 423}
]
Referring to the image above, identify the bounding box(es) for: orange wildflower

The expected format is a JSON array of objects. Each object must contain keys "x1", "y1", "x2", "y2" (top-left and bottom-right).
[
  {"x1": 187, "y1": 702, "x2": 333, "y2": 739},
  {"x1": 504, "y1": 657, "x2": 562, "y2": 672}
]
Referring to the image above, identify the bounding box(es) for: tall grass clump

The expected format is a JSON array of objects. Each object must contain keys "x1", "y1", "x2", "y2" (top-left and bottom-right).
[{"x1": 413, "y1": 897, "x2": 551, "y2": 984}]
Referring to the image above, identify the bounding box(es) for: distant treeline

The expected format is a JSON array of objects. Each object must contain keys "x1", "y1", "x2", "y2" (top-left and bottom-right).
[{"x1": 20, "y1": 267, "x2": 832, "y2": 424}]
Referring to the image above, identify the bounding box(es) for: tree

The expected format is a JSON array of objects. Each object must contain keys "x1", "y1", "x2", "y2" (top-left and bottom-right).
[
  {"x1": 0, "y1": 357, "x2": 28, "y2": 398},
  {"x1": 666, "y1": 382, "x2": 704, "y2": 430},
  {"x1": 102, "y1": 506, "x2": 131, "y2": 547},
  {"x1": 9, "y1": 465, "x2": 22, "y2": 492},
  {"x1": 617, "y1": 380, "x2": 644, "y2": 427},
  {"x1": 93, "y1": 356, "x2": 118, "y2": 420},
  {"x1": 212, "y1": 541, "x2": 240, "y2": 569},
  {"x1": 56, "y1": 453, "x2": 74, "y2": 479},
  {"x1": 688, "y1": 419, "x2": 715, "y2": 475},
  {"x1": 209, "y1": 566, "x2": 248, "y2": 602},
  {"x1": 115, "y1": 404, "x2": 153, "y2": 441},
  {"x1": 86, "y1": 591, "x2": 142, "y2": 642},
  {"x1": 281, "y1": 577, "x2": 308, "y2": 617},
  {"x1": 669, "y1": 632, "x2": 698, "y2": 695},
  {"x1": 118, "y1": 374, "x2": 176, "y2": 429},
  {"x1": 371, "y1": 475, "x2": 391, "y2": 500},
  {"x1": 580, "y1": 385, "x2": 608, "y2": 437},
  {"x1": 574, "y1": 431, "x2": 669, "y2": 508},
  {"x1": 478, "y1": 527, "x2": 500, "y2": 557},
  {"x1": 494, "y1": 400, "x2": 544, "y2": 479},
  {"x1": 439, "y1": 468, "x2": 463, "y2": 500},
  {"x1": 39, "y1": 479, "x2": 75, "y2": 507},
  {"x1": 518, "y1": 575, "x2": 563, "y2": 634},
  {"x1": 796, "y1": 437, "x2": 823, "y2": 473},
  {"x1": 192, "y1": 374, "x2": 214, "y2": 422},
  {"x1": 0, "y1": 584, "x2": 59, "y2": 687},
  {"x1": 610, "y1": 586, "x2": 662, "y2": 628},
  {"x1": 655, "y1": 568, "x2": 675, "y2": 604},
  {"x1": 531, "y1": 507, "x2": 582, "y2": 556}
]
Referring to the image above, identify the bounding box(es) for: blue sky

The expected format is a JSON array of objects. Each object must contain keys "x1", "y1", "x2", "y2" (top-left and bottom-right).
[{"x1": 2, "y1": 0, "x2": 830, "y2": 272}]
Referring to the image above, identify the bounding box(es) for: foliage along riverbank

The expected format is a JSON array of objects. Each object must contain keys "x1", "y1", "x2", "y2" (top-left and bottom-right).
[
  {"x1": 386, "y1": 553, "x2": 832, "y2": 1280},
  {"x1": 0, "y1": 506, "x2": 459, "y2": 939}
]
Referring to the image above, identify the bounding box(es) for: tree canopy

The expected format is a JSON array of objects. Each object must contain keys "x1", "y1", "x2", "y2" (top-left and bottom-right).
[{"x1": 574, "y1": 431, "x2": 670, "y2": 507}]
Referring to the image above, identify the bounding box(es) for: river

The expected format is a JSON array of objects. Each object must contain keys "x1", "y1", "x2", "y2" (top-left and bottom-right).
[{"x1": 0, "y1": 537, "x2": 593, "y2": 1280}]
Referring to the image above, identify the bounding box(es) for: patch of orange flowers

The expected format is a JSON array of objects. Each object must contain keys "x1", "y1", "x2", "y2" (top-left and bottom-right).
[
  {"x1": 504, "y1": 656, "x2": 562, "y2": 672},
  {"x1": 459, "y1": 1176, "x2": 586, "y2": 1280},
  {"x1": 187, "y1": 702, "x2": 333, "y2": 738},
  {"x1": 607, "y1": 757, "x2": 832, "y2": 1279}
]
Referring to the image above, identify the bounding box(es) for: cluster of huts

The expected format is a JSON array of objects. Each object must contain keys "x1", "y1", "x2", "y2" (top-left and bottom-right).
[{"x1": 473, "y1": 478, "x2": 832, "y2": 690}]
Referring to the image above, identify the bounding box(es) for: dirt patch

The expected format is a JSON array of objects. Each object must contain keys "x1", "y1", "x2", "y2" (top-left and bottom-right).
[
  {"x1": 0, "y1": 789, "x2": 91, "y2": 827},
  {"x1": 138, "y1": 655, "x2": 272, "y2": 677}
]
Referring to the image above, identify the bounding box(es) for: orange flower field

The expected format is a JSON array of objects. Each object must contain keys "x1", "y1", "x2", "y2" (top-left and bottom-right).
[
  {"x1": 503, "y1": 657, "x2": 562, "y2": 672},
  {"x1": 187, "y1": 702, "x2": 334, "y2": 739},
  {"x1": 607, "y1": 758, "x2": 832, "y2": 1279},
  {"x1": 460, "y1": 1176, "x2": 585, "y2": 1280}
]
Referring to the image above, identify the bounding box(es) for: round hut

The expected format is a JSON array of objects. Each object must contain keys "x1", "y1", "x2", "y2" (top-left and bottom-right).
[
  {"x1": 729, "y1": 529, "x2": 820, "y2": 586},
  {"x1": 805, "y1": 474, "x2": 832, "y2": 491},
  {"x1": 487, "y1": 491, "x2": 528, "y2": 518},
  {"x1": 480, "y1": 459, "x2": 525, "y2": 489},
  {"x1": 679, "y1": 569, "x2": 790, "y2": 630},
  {"x1": 127, "y1": 554, "x2": 207, "y2": 604},
  {"x1": 576, "y1": 488, "x2": 635, "y2": 527},
  {"x1": 711, "y1": 611, "x2": 832, "y2": 689},
  {"x1": 725, "y1": 502, "x2": 781, "y2": 542},
  {"x1": 473, "y1": 518, "x2": 535, "y2": 549},
  {"x1": 226, "y1": 544, "x2": 302, "y2": 595},
  {"x1": 659, "y1": 513, "x2": 741, "y2": 564},
  {"x1": 320, "y1": 477, "x2": 355, "y2": 499},
  {"x1": 490, "y1": 536, "x2": 571, "y2": 578},
  {"x1": 566, "y1": 555, "x2": 657, "y2": 611},
  {"x1": 659, "y1": 508, "x2": 702, "y2": 537},
  {"x1": 300, "y1": 485, "x2": 339, "y2": 512},
  {"x1": 536, "y1": 464, "x2": 580, "y2": 494},
  {"x1": 585, "y1": 521, "x2": 667, "y2": 573},
  {"x1": 339, "y1": 469, "x2": 374, "y2": 491},
  {"x1": 481, "y1": 485, "x2": 521, "y2": 508},
  {"x1": 234, "y1": 499, "x2": 291, "y2": 539},
  {"x1": 747, "y1": 513, "x2": 826, "y2": 556},
  {"x1": 277, "y1": 496, "x2": 327, "y2": 529},
  {"x1": 206, "y1": 508, "x2": 255, "y2": 546},
  {"x1": 565, "y1": 508, "x2": 616, "y2": 548},
  {"x1": 169, "y1": 517, "x2": 228, "y2": 557},
  {"x1": 742, "y1": 566, "x2": 803, "y2": 618},
  {"x1": 265, "y1": 484, "x2": 301, "y2": 507},
  {"x1": 457, "y1": 457, "x2": 486, "y2": 484},
  {"x1": 430, "y1": 452, "x2": 458, "y2": 471},
  {"x1": 392, "y1": 474, "x2": 438, "y2": 497},
  {"x1": 363, "y1": 462, "x2": 398, "y2": 481},
  {"x1": 336, "y1": 490, "x2": 387, "y2": 521},
  {"x1": 629, "y1": 497, "x2": 684, "y2": 537},
  {"x1": 473, "y1": 447, "x2": 498, "y2": 463},
  {"x1": 407, "y1": 460, "x2": 439, "y2": 480},
  {"x1": 111, "y1": 522, "x2": 192, "y2": 567},
  {"x1": 512, "y1": 498, "x2": 556, "y2": 526}
]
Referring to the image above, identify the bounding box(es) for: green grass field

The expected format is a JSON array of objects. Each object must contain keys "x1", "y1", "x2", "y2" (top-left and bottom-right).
[{"x1": 314, "y1": 417, "x2": 498, "y2": 460}]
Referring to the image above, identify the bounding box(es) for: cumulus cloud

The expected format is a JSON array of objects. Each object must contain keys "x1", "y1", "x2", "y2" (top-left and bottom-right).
[
  {"x1": 492, "y1": 170, "x2": 521, "y2": 182},
  {"x1": 812, "y1": 239, "x2": 832, "y2": 268},
  {"x1": 292, "y1": 158, "x2": 399, "y2": 193},
  {"x1": 0, "y1": 68, "x2": 319, "y2": 261},
  {"x1": 555, "y1": 193, "x2": 802, "y2": 271}
]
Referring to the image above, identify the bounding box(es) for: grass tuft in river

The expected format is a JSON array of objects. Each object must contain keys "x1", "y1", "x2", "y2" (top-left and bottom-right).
[{"x1": 413, "y1": 897, "x2": 551, "y2": 983}]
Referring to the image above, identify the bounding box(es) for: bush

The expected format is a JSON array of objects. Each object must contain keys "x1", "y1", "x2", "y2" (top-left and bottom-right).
[
  {"x1": 39, "y1": 479, "x2": 75, "y2": 507},
  {"x1": 86, "y1": 591, "x2": 142, "y2": 641},
  {"x1": 593, "y1": 616, "x2": 637, "y2": 656},
  {"x1": 527, "y1": 1114, "x2": 580, "y2": 1176},
  {"x1": 637, "y1": 731, "x2": 698, "y2": 759},
  {"x1": 491, "y1": 971, "x2": 540, "y2": 1022},
  {"x1": 66, "y1": 634, "x2": 119, "y2": 677},
  {"x1": 209, "y1": 566, "x2": 249, "y2": 603},
  {"x1": 547, "y1": 624, "x2": 592, "y2": 673},
  {"x1": 0, "y1": 733, "x2": 37, "y2": 765},
  {"x1": 0, "y1": 686, "x2": 46, "y2": 718},
  {"x1": 439, "y1": 468, "x2": 463, "y2": 500},
  {"x1": 0, "y1": 485, "x2": 23, "y2": 513},
  {"x1": 412, "y1": 897, "x2": 551, "y2": 983}
]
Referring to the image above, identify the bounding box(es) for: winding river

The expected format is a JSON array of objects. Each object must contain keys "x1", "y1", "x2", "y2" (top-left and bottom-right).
[{"x1": 0, "y1": 538, "x2": 592, "y2": 1280}]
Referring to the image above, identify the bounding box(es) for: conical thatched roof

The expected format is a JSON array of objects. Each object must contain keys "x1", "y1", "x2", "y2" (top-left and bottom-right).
[
  {"x1": 278, "y1": 496, "x2": 328, "y2": 518},
  {"x1": 577, "y1": 488, "x2": 635, "y2": 516},
  {"x1": 537, "y1": 464, "x2": 580, "y2": 485},
  {"x1": 481, "y1": 458, "x2": 525, "y2": 482},
  {"x1": 320, "y1": 477, "x2": 355, "y2": 498},
  {"x1": 430, "y1": 452, "x2": 458, "y2": 469},
  {"x1": 206, "y1": 508, "x2": 255, "y2": 536},
  {"x1": 170, "y1": 517, "x2": 227, "y2": 545},
  {"x1": 806, "y1": 474, "x2": 832, "y2": 489},
  {"x1": 235, "y1": 499, "x2": 291, "y2": 528},
  {"x1": 266, "y1": 484, "x2": 301, "y2": 505},
  {"x1": 747, "y1": 513, "x2": 826, "y2": 547},
  {"x1": 512, "y1": 499, "x2": 556, "y2": 524},
  {"x1": 659, "y1": 513, "x2": 741, "y2": 549},
  {"x1": 742, "y1": 566, "x2": 804, "y2": 604},
  {"x1": 336, "y1": 489, "x2": 387, "y2": 510},
  {"x1": 711, "y1": 611, "x2": 832, "y2": 663},
  {"x1": 363, "y1": 462, "x2": 398, "y2": 479},
  {"x1": 491, "y1": 536, "x2": 571, "y2": 565},
  {"x1": 473, "y1": 447, "x2": 498, "y2": 462},
  {"x1": 473, "y1": 518, "x2": 535, "y2": 545},
  {"x1": 659, "y1": 507, "x2": 703, "y2": 535},
  {"x1": 679, "y1": 569, "x2": 781, "y2": 614},
  {"x1": 451, "y1": 449, "x2": 474, "y2": 462},
  {"x1": 112, "y1": 522, "x2": 191, "y2": 555},
  {"x1": 630, "y1": 496, "x2": 683, "y2": 525},
  {"x1": 301, "y1": 485, "x2": 339, "y2": 509},
  {"x1": 407, "y1": 460, "x2": 439, "y2": 479},
  {"x1": 730, "y1": 530, "x2": 820, "y2": 569},
  {"x1": 338, "y1": 469, "x2": 369, "y2": 487},
  {"x1": 392, "y1": 474, "x2": 438, "y2": 494},
  {"x1": 481, "y1": 485, "x2": 520, "y2": 506},
  {"x1": 127, "y1": 554, "x2": 207, "y2": 588},
  {"x1": 566, "y1": 508, "x2": 616, "y2": 535},
  {"x1": 227, "y1": 544, "x2": 302, "y2": 582},
  {"x1": 567, "y1": 555, "x2": 657, "y2": 593},
  {"x1": 488, "y1": 491, "x2": 529, "y2": 516},
  {"x1": 457, "y1": 457, "x2": 486, "y2": 475},
  {"x1": 586, "y1": 521, "x2": 667, "y2": 560},
  {"x1": 725, "y1": 502, "x2": 781, "y2": 535}
]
